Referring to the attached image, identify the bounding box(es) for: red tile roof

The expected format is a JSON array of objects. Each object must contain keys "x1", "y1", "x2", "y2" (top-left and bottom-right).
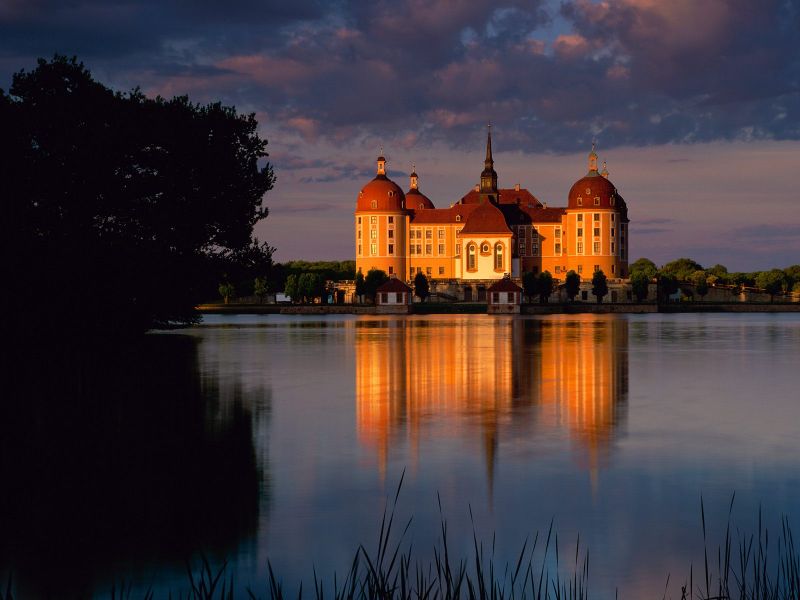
[
  {"x1": 488, "y1": 278, "x2": 522, "y2": 292},
  {"x1": 410, "y1": 204, "x2": 478, "y2": 224},
  {"x1": 460, "y1": 188, "x2": 543, "y2": 207},
  {"x1": 458, "y1": 201, "x2": 512, "y2": 235}
]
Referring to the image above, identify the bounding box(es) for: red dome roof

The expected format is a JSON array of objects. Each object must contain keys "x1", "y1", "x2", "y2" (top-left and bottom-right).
[
  {"x1": 567, "y1": 172, "x2": 621, "y2": 210},
  {"x1": 356, "y1": 175, "x2": 406, "y2": 212},
  {"x1": 458, "y1": 201, "x2": 511, "y2": 235},
  {"x1": 406, "y1": 188, "x2": 435, "y2": 209}
]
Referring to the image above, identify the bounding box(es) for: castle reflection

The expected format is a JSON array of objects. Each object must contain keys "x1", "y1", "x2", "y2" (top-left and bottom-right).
[{"x1": 355, "y1": 316, "x2": 629, "y2": 485}]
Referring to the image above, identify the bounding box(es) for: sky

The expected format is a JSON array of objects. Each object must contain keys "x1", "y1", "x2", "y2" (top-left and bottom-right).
[{"x1": 2, "y1": 0, "x2": 799, "y2": 270}]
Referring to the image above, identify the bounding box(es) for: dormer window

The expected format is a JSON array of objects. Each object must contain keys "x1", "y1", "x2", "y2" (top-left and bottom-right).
[
  {"x1": 594, "y1": 197, "x2": 600, "y2": 206},
  {"x1": 388, "y1": 191, "x2": 394, "y2": 197},
  {"x1": 370, "y1": 200, "x2": 377, "y2": 209},
  {"x1": 577, "y1": 197, "x2": 583, "y2": 206},
  {"x1": 456, "y1": 215, "x2": 462, "y2": 222}
]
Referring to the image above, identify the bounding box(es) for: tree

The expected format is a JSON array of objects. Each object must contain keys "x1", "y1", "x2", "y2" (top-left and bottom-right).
[
  {"x1": 297, "y1": 272, "x2": 325, "y2": 303},
  {"x1": 354, "y1": 271, "x2": 366, "y2": 303},
  {"x1": 3, "y1": 56, "x2": 274, "y2": 338},
  {"x1": 522, "y1": 272, "x2": 538, "y2": 304},
  {"x1": 658, "y1": 273, "x2": 679, "y2": 303},
  {"x1": 631, "y1": 271, "x2": 650, "y2": 301},
  {"x1": 413, "y1": 272, "x2": 430, "y2": 302},
  {"x1": 218, "y1": 282, "x2": 235, "y2": 304},
  {"x1": 254, "y1": 276, "x2": 269, "y2": 303},
  {"x1": 537, "y1": 271, "x2": 553, "y2": 304},
  {"x1": 755, "y1": 269, "x2": 786, "y2": 301},
  {"x1": 629, "y1": 258, "x2": 658, "y2": 280},
  {"x1": 591, "y1": 269, "x2": 608, "y2": 304},
  {"x1": 284, "y1": 274, "x2": 299, "y2": 303},
  {"x1": 691, "y1": 270, "x2": 709, "y2": 300},
  {"x1": 564, "y1": 270, "x2": 581, "y2": 302},
  {"x1": 661, "y1": 258, "x2": 703, "y2": 281},
  {"x1": 364, "y1": 269, "x2": 389, "y2": 303}
]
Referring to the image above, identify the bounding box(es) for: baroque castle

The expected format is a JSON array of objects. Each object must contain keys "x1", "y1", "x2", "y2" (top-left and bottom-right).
[{"x1": 355, "y1": 130, "x2": 630, "y2": 290}]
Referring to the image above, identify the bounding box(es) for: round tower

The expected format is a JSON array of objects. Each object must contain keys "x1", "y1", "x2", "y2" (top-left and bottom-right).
[{"x1": 355, "y1": 153, "x2": 408, "y2": 280}]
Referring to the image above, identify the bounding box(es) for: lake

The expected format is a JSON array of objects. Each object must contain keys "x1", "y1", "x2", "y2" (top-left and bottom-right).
[{"x1": 2, "y1": 313, "x2": 799, "y2": 598}]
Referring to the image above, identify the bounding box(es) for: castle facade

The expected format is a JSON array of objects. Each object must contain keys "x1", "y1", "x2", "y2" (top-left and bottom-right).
[{"x1": 355, "y1": 130, "x2": 630, "y2": 283}]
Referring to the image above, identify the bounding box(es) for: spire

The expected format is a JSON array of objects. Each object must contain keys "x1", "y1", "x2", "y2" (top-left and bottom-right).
[
  {"x1": 588, "y1": 140, "x2": 598, "y2": 173},
  {"x1": 601, "y1": 160, "x2": 609, "y2": 178},
  {"x1": 409, "y1": 164, "x2": 418, "y2": 190},
  {"x1": 485, "y1": 124, "x2": 495, "y2": 169},
  {"x1": 377, "y1": 147, "x2": 386, "y2": 176}
]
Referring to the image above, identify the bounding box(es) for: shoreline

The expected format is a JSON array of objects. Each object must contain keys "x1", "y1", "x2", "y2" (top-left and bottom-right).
[{"x1": 196, "y1": 302, "x2": 800, "y2": 315}]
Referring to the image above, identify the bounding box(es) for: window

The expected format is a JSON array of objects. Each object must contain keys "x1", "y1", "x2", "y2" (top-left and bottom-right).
[
  {"x1": 455, "y1": 243, "x2": 461, "y2": 256},
  {"x1": 611, "y1": 213, "x2": 616, "y2": 222},
  {"x1": 425, "y1": 244, "x2": 432, "y2": 255},
  {"x1": 611, "y1": 196, "x2": 616, "y2": 206},
  {"x1": 581, "y1": 290, "x2": 588, "y2": 300},
  {"x1": 593, "y1": 241, "x2": 600, "y2": 254},
  {"x1": 594, "y1": 264, "x2": 600, "y2": 273},
  {"x1": 593, "y1": 213, "x2": 600, "y2": 221},
  {"x1": 577, "y1": 214, "x2": 583, "y2": 222},
  {"x1": 417, "y1": 267, "x2": 423, "y2": 274},
  {"x1": 388, "y1": 244, "x2": 394, "y2": 254},
  {"x1": 611, "y1": 264, "x2": 616, "y2": 274},
  {"x1": 577, "y1": 197, "x2": 583, "y2": 206},
  {"x1": 381, "y1": 293, "x2": 388, "y2": 303},
  {"x1": 468, "y1": 244, "x2": 476, "y2": 270},
  {"x1": 577, "y1": 228, "x2": 583, "y2": 237},
  {"x1": 593, "y1": 227, "x2": 600, "y2": 237},
  {"x1": 438, "y1": 244, "x2": 445, "y2": 255},
  {"x1": 426, "y1": 267, "x2": 432, "y2": 276},
  {"x1": 425, "y1": 229, "x2": 432, "y2": 239},
  {"x1": 371, "y1": 243, "x2": 377, "y2": 255},
  {"x1": 388, "y1": 229, "x2": 394, "y2": 239},
  {"x1": 357, "y1": 230, "x2": 362, "y2": 239},
  {"x1": 357, "y1": 217, "x2": 362, "y2": 224},
  {"x1": 610, "y1": 228, "x2": 615, "y2": 237},
  {"x1": 594, "y1": 197, "x2": 600, "y2": 206},
  {"x1": 519, "y1": 240, "x2": 526, "y2": 254},
  {"x1": 388, "y1": 266, "x2": 394, "y2": 275},
  {"x1": 507, "y1": 292, "x2": 515, "y2": 303},
  {"x1": 371, "y1": 200, "x2": 377, "y2": 209},
  {"x1": 492, "y1": 292, "x2": 500, "y2": 304},
  {"x1": 371, "y1": 216, "x2": 377, "y2": 224},
  {"x1": 409, "y1": 245, "x2": 416, "y2": 255},
  {"x1": 395, "y1": 292, "x2": 402, "y2": 302},
  {"x1": 358, "y1": 244, "x2": 362, "y2": 255},
  {"x1": 438, "y1": 228, "x2": 445, "y2": 239},
  {"x1": 456, "y1": 215, "x2": 462, "y2": 222},
  {"x1": 577, "y1": 241, "x2": 584, "y2": 254},
  {"x1": 555, "y1": 229, "x2": 561, "y2": 239},
  {"x1": 371, "y1": 229, "x2": 378, "y2": 239},
  {"x1": 555, "y1": 266, "x2": 561, "y2": 274},
  {"x1": 388, "y1": 216, "x2": 394, "y2": 223},
  {"x1": 494, "y1": 243, "x2": 503, "y2": 270},
  {"x1": 611, "y1": 242, "x2": 615, "y2": 253},
  {"x1": 438, "y1": 266, "x2": 445, "y2": 275},
  {"x1": 415, "y1": 244, "x2": 421, "y2": 255},
  {"x1": 577, "y1": 264, "x2": 583, "y2": 274},
  {"x1": 481, "y1": 243, "x2": 490, "y2": 253},
  {"x1": 555, "y1": 243, "x2": 561, "y2": 254}
]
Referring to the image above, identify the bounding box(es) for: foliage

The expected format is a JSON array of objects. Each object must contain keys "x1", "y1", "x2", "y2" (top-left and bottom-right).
[
  {"x1": 2, "y1": 55, "x2": 274, "y2": 336},
  {"x1": 755, "y1": 269, "x2": 786, "y2": 301},
  {"x1": 537, "y1": 271, "x2": 553, "y2": 304},
  {"x1": 284, "y1": 274, "x2": 299, "y2": 302},
  {"x1": 658, "y1": 273, "x2": 680, "y2": 302},
  {"x1": 218, "y1": 282, "x2": 235, "y2": 304},
  {"x1": 631, "y1": 271, "x2": 650, "y2": 301},
  {"x1": 413, "y1": 272, "x2": 430, "y2": 302},
  {"x1": 355, "y1": 271, "x2": 366, "y2": 302},
  {"x1": 591, "y1": 269, "x2": 608, "y2": 303},
  {"x1": 297, "y1": 272, "x2": 326, "y2": 303},
  {"x1": 364, "y1": 268, "x2": 389, "y2": 301},
  {"x1": 691, "y1": 270, "x2": 709, "y2": 298},
  {"x1": 254, "y1": 276, "x2": 269, "y2": 302},
  {"x1": 629, "y1": 257, "x2": 658, "y2": 280},
  {"x1": 708, "y1": 263, "x2": 729, "y2": 278},
  {"x1": 522, "y1": 271, "x2": 538, "y2": 303},
  {"x1": 661, "y1": 258, "x2": 703, "y2": 281},
  {"x1": 564, "y1": 270, "x2": 581, "y2": 301},
  {"x1": 270, "y1": 260, "x2": 356, "y2": 293}
]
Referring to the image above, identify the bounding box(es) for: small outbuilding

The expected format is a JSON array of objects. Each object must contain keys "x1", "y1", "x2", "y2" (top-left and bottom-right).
[
  {"x1": 376, "y1": 278, "x2": 413, "y2": 314},
  {"x1": 487, "y1": 277, "x2": 522, "y2": 314}
]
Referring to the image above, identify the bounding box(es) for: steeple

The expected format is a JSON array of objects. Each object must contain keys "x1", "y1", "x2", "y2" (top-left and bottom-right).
[
  {"x1": 410, "y1": 164, "x2": 418, "y2": 190},
  {"x1": 588, "y1": 141, "x2": 598, "y2": 173},
  {"x1": 479, "y1": 124, "x2": 498, "y2": 200},
  {"x1": 377, "y1": 147, "x2": 386, "y2": 177}
]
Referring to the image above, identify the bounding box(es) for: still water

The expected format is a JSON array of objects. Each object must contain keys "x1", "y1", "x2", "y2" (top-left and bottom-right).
[{"x1": 2, "y1": 314, "x2": 799, "y2": 598}]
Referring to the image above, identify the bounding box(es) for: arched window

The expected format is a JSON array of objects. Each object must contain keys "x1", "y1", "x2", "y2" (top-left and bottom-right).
[
  {"x1": 467, "y1": 244, "x2": 476, "y2": 270},
  {"x1": 494, "y1": 243, "x2": 503, "y2": 270},
  {"x1": 370, "y1": 200, "x2": 377, "y2": 209}
]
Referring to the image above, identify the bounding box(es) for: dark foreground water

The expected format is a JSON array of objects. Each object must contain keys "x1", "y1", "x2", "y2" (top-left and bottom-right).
[{"x1": 2, "y1": 314, "x2": 799, "y2": 598}]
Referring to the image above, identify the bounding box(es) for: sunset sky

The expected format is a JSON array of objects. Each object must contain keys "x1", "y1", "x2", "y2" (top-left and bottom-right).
[{"x1": 2, "y1": 0, "x2": 799, "y2": 270}]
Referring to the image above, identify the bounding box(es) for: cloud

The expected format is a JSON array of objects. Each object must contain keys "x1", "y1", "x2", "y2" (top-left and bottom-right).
[
  {"x1": 638, "y1": 218, "x2": 676, "y2": 225},
  {"x1": 635, "y1": 227, "x2": 672, "y2": 235},
  {"x1": 732, "y1": 224, "x2": 800, "y2": 240}
]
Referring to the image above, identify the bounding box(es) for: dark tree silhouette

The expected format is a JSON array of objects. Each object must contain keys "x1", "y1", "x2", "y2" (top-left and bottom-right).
[
  {"x1": 2, "y1": 56, "x2": 274, "y2": 339},
  {"x1": 591, "y1": 269, "x2": 609, "y2": 303},
  {"x1": 414, "y1": 272, "x2": 430, "y2": 302},
  {"x1": 537, "y1": 271, "x2": 553, "y2": 304},
  {"x1": 522, "y1": 271, "x2": 538, "y2": 304},
  {"x1": 564, "y1": 270, "x2": 580, "y2": 302}
]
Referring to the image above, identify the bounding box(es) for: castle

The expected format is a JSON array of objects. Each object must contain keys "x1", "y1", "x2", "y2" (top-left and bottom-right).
[{"x1": 354, "y1": 129, "x2": 630, "y2": 293}]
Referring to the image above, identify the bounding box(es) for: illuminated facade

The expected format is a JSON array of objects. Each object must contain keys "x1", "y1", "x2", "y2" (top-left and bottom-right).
[{"x1": 355, "y1": 131, "x2": 630, "y2": 283}]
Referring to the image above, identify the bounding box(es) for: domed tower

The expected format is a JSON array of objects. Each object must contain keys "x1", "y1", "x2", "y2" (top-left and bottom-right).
[
  {"x1": 355, "y1": 153, "x2": 408, "y2": 279},
  {"x1": 406, "y1": 167, "x2": 435, "y2": 210},
  {"x1": 565, "y1": 145, "x2": 629, "y2": 280}
]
